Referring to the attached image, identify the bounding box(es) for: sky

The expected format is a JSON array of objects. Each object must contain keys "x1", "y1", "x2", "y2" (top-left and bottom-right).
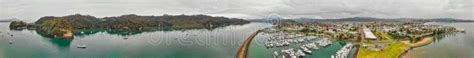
[{"x1": 1, "y1": 0, "x2": 472, "y2": 21}]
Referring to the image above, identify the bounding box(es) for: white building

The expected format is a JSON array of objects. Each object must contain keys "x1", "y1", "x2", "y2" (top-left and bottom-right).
[{"x1": 363, "y1": 28, "x2": 378, "y2": 40}]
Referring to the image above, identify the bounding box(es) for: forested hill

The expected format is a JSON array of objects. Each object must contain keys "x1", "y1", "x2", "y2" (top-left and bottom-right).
[{"x1": 10, "y1": 14, "x2": 250, "y2": 39}]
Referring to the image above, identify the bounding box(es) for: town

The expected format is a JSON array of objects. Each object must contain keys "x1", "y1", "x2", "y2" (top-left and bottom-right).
[{"x1": 258, "y1": 22, "x2": 465, "y2": 58}]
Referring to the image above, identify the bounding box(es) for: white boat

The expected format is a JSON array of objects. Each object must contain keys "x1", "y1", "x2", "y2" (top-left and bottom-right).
[
  {"x1": 307, "y1": 43, "x2": 319, "y2": 50},
  {"x1": 265, "y1": 42, "x2": 275, "y2": 48},
  {"x1": 301, "y1": 46, "x2": 312, "y2": 53},
  {"x1": 77, "y1": 45, "x2": 87, "y2": 48},
  {"x1": 283, "y1": 41, "x2": 290, "y2": 46},
  {"x1": 312, "y1": 45, "x2": 320, "y2": 50},
  {"x1": 273, "y1": 51, "x2": 279, "y2": 57},
  {"x1": 296, "y1": 50, "x2": 306, "y2": 56},
  {"x1": 291, "y1": 56, "x2": 297, "y2": 58},
  {"x1": 332, "y1": 44, "x2": 353, "y2": 58},
  {"x1": 8, "y1": 41, "x2": 12, "y2": 44},
  {"x1": 297, "y1": 39, "x2": 305, "y2": 42},
  {"x1": 318, "y1": 39, "x2": 332, "y2": 47}
]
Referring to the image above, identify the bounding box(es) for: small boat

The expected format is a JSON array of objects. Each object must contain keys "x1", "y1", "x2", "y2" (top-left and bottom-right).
[
  {"x1": 301, "y1": 46, "x2": 312, "y2": 54},
  {"x1": 296, "y1": 50, "x2": 306, "y2": 56},
  {"x1": 297, "y1": 39, "x2": 305, "y2": 42},
  {"x1": 8, "y1": 41, "x2": 12, "y2": 44},
  {"x1": 312, "y1": 45, "x2": 320, "y2": 50},
  {"x1": 290, "y1": 55, "x2": 298, "y2": 58},
  {"x1": 283, "y1": 41, "x2": 290, "y2": 46},
  {"x1": 77, "y1": 45, "x2": 87, "y2": 48},
  {"x1": 273, "y1": 51, "x2": 279, "y2": 58},
  {"x1": 318, "y1": 39, "x2": 332, "y2": 47},
  {"x1": 265, "y1": 42, "x2": 274, "y2": 48}
]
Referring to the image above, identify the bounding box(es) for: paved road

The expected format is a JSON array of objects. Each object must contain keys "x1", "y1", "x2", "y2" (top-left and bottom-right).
[{"x1": 236, "y1": 30, "x2": 261, "y2": 58}]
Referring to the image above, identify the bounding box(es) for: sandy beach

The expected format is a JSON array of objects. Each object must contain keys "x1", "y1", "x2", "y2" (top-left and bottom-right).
[
  {"x1": 400, "y1": 36, "x2": 434, "y2": 58},
  {"x1": 401, "y1": 36, "x2": 434, "y2": 48}
]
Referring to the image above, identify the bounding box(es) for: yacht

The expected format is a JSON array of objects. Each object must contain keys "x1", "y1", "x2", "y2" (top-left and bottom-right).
[
  {"x1": 296, "y1": 50, "x2": 306, "y2": 56},
  {"x1": 300, "y1": 46, "x2": 312, "y2": 54}
]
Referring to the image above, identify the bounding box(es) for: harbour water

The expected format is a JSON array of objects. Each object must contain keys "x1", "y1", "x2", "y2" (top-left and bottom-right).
[
  {"x1": 248, "y1": 32, "x2": 346, "y2": 58},
  {"x1": 411, "y1": 22, "x2": 474, "y2": 58},
  {"x1": 0, "y1": 22, "x2": 272, "y2": 58},
  {"x1": 0, "y1": 22, "x2": 473, "y2": 58}
]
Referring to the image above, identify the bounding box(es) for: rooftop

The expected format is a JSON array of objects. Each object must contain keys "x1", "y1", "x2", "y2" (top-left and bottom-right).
[{"x1": 363, "y1": 28, "x2": 377, "y2": 39}]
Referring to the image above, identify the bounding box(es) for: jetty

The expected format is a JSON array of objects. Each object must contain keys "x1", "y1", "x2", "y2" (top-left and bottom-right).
[{"x1": 236, "y1": 30, "x2": 261, "y2": 58}]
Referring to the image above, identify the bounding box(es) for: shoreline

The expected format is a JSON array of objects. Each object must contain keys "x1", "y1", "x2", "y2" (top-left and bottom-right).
[
  {"x1": 401, "y1": 36, "x2": 434, "y2": 48},
  {"x1": 236, "y1": 31, "x2": 261, "y2": 58},
  {"x1": 399, "y1": 48, "x2": 415, "y2": 58},
  {"x1": 400, "y1": 36, "x2": 434, "y2": 58}
]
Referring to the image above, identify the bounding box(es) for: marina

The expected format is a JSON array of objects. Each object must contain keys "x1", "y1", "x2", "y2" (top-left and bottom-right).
[
  {"x1": 1, "y1": 0, "x2": 473, "y2": 58},
  {"x1": 0, "y1": 21, "x2": 471, "y2": 58},
  {"x1": 261, "y1": 28, "x2": 336, "y2": 58},
  {"x1": 331, "y1": 44, "x2": 354, "y2": 58},
  {"x1": 250, "y1": 22, "x2": 467, "y2": 58}
]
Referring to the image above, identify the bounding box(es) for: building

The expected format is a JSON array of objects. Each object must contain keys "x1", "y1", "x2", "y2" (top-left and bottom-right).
[{"x1": 363, "y1": 28, "x2": 378, "y2": 40}]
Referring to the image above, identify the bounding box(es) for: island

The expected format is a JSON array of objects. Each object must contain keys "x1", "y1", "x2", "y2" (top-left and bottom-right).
[{"x1": 9, "y1": 14, "x2": 250, "y2": 39}]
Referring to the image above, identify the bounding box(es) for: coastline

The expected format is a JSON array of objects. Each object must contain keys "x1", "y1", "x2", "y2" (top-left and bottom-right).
[
  {"x1": 399, "y1": 48, "x2": 416, "y2": 58},
  {"x1": 236, "y1": 31, "x2": 261, "y2": 58},
  {"x1": 400, "y1": 36, "x2": 434, "y2": 58},
  {"x1": 401, "y1": 36, "x2": 434, "y2": 48},
  {"x1": 9, "y1": 14, "x2": 250, "y2": 39}
]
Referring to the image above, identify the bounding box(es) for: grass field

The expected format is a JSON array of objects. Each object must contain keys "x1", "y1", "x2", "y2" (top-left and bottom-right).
[
  {"x1": 358, "y1": 31, "x2": 410, "y2": 58},
  {"x1": 357, "y1": 41, "x2": 410, "y2": 58}
]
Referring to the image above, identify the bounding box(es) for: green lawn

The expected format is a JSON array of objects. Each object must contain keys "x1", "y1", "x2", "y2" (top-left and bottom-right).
[
  {"x1": 357, "y1": 41, "x2": 409, "y2": 58},
  {"x1": 358, "y1": 31, "x2": 410, "y2": 58}
]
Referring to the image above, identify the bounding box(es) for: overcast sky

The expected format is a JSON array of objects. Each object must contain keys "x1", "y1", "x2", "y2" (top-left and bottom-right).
[{"x1": 1, "y1": 0, "x2": 472, "y2": 21}]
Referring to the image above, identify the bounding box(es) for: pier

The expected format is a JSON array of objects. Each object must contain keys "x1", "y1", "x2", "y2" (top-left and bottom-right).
[{"x1": 236, "y1": 30, "x2": 261, "y2": 58}]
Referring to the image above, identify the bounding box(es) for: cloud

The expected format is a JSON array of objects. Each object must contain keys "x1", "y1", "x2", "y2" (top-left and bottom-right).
[{"x1": 1, "y1": 0, "x2": 472, "y2": 21}]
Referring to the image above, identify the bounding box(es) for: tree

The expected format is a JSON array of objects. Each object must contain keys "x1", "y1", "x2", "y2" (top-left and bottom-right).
[{"x1": 38, "y1": 18, "x2": 73, "y2": 37}]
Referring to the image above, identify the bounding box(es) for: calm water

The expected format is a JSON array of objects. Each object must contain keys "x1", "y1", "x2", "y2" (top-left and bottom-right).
[
  {"x1": 0, "y1": 22, "x2": 473, "y2": 58},
  {"x1": 0, "y1": 22, "x2": 272, "y2": 58},
  {"x1": 247, "y1": 22, "x2": 474, "y2": 58},
  {"x1": 413, "y1": 22, "x2": 474, "y2": 58}
]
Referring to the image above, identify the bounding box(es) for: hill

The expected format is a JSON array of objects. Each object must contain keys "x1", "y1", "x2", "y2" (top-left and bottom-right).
[
  {"x1": 292, "y1": 17, "x2": 474, "y2": 23},
  {"x1": 10, "y1": 14, "x2": 250, "y2": 39}
]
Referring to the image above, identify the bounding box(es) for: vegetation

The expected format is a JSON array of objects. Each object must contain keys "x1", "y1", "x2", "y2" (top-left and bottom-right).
[
  {"x1": 357, "y1": 29, "x2": 411, "y2": 58},
  {"x1": 268, "y1": 22, "x2": 461, "y2": 58},
  {"x1": 10, "y1": 14, "x2": 250, "y2": 39},
  {"x1": 374, "y1": 31, "x2": 394, "y2": 40},
  {"x1": 291, "y1": 17, "x2": 474, "y2": 23},
  {"x1": 357, "y1": 41, "x2": 410, "y2": 58},
  {"x1": 36, "y1": 18, "x2": 74, "y2": 39},
  {"x1": 9, "y1": 21, "x2": 27, "y2": 30}
]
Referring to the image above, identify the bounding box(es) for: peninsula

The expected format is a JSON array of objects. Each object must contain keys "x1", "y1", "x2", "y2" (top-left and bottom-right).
[{"x1": 9, "y1": 14, "x2": 250, "y2": 39}]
